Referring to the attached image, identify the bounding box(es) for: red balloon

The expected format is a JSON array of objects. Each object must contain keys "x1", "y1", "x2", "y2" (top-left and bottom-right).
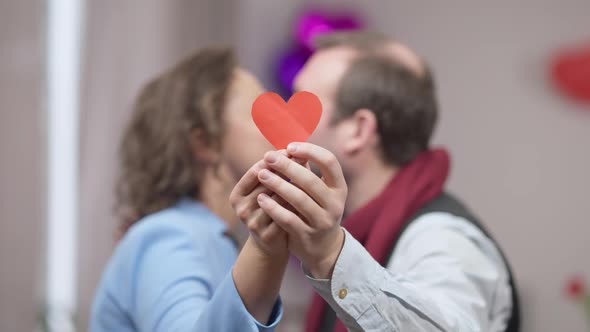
[{"x1": 551, "y1": 43, "x2": 590, "y2": 104}]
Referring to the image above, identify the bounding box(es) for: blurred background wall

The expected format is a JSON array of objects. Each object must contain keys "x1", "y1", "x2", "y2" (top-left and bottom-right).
[
  {"x1": 0, "y1": 1, "x2": 45, "y2": 331},
  {"x1": 1, "y1": 0, "x2": 589, "y2": 331}
]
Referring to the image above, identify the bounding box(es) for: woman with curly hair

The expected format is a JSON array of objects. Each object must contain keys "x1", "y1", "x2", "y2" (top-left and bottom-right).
[{"x1": 90, "y1": 48, "x2": 287, "y2": 331}]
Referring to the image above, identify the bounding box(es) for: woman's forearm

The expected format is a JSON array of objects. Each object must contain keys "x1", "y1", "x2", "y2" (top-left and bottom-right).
[{"x1": 232, "y1": 236, "x2": 289, "y2": 324}]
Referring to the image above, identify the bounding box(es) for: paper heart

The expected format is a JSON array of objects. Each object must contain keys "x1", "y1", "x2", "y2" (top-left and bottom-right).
[{"x1": 252, "y1": 91, "x2": 323, "y2": 149}]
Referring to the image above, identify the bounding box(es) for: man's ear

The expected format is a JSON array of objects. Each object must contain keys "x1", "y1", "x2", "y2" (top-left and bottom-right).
[
  {"x1": 340, "y1": 109, "x2": 379, "y2": 155},
  {"x1": 190, "y1": 129, "x2": 219, "y2": 163}
]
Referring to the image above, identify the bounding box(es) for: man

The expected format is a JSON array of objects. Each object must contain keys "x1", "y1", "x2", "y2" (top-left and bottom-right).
[{"x1": 231, "y1": 31, "x2": 519, "y2": 332}]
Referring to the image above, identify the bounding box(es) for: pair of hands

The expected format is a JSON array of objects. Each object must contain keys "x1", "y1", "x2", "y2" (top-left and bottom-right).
[{"x1": 230, "y1": 142, "x2": 347, "y2": 279}]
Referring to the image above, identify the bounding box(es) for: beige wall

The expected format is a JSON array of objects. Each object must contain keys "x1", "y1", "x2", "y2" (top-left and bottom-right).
[{"x1": 0, "y1": 1, "x2": 45, "y2": 331}]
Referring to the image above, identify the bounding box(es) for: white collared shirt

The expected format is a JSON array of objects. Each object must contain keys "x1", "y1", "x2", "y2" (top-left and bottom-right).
[{"x1": 306, "y1": 212, "x2": 513, "y2": 332}]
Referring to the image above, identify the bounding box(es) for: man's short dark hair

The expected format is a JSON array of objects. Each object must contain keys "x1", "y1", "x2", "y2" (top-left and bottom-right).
[{"x1": 315, "y1": 31, "x2": 438, "y2": 166}]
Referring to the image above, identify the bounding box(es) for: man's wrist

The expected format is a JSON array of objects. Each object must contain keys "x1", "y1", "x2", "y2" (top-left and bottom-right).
[{"x1": 306, "y1": 228, "x2": 345, "y2": 279}]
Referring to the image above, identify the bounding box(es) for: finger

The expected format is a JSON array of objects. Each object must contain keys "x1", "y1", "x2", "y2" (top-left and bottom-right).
[
  {"x1": 271, "y1": 192, "x2": 289, "y2": 209},
  {"x1": 243, "y1": 191, "x2": 284, "y2": 231},
  {"x1": 234, "y1": 183, "x2": 269, "y2": 222},
  {"x1": 258, "y1": 168, "x2": 324, "y2": 224},
  {"x1": 274, "y1": 153, "x2": 306, "y2": 182},
  {"x1": 263, "y1": 151, "x2": 331, "y2": 207},
  {"x1": 290, "y1": 156, "x2": 307, "y2": 165},
  {"x1": 257, "y1": 193, "x2": 311, "y2": 237},
  {"x1": 244, "y1": 184, "x2": 272, "y2": 208},
  {"x1": 230, "y1": 159, "x2": 269, "y2": 204},
  {"x1": 230, "y1": 150, "x2": 290, "y2": 200},
  {"x1": 247, "y1": 208, "x2": 272, "y2": 234},
  {"x1": 259, "y1": 221, "x2": 285, "y2": 244},
  {"x1": 286, "y1": 142, "x2": 346, "y2": 188}
]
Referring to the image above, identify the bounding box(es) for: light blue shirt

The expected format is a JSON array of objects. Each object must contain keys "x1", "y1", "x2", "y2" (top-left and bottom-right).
[{"x1": 90, "y1": 198, "x2": 282, "y2": 332}]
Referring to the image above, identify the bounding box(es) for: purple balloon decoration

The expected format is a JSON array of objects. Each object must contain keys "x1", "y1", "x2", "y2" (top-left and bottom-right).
[
  {"x1": 296, "y1": 10, "x2": 364, "y2": 50},
  {"x1": 296, "y1": 13, "x2": 332, "y2": 50},
  {"x1": 276, "y1": 9, "x2": 365, "y2": 93},
  {"x1": 276, "y1": 46, "x2": 312, "y2": 95},
  {"x1": 330, "y1": 15, "x2": 364, "y2": 31}
]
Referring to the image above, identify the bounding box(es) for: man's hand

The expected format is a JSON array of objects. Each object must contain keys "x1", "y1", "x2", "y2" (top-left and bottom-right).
[{"x1": 255, "y1": 142, "x2": 348, "y2": 279}]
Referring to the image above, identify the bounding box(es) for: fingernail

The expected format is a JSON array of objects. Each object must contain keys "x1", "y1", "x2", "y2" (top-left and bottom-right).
[
  {"x1": 257, "y1": 193, "x2": 268, "y2": 203},
  {"x1": 265, "y1": 152, "x2": 278, "y2": 164},
  {"x1": 287, "y1": 143, "x2": 299, "y2": 153},
  {"x1": 259, "y1": 169, "x2": 271, "y2": 180}
]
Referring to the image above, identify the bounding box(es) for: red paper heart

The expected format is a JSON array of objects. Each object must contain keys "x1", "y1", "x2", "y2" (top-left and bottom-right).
[{"x1": 252, "y1": 91, "x2": 323, "y2": 149}]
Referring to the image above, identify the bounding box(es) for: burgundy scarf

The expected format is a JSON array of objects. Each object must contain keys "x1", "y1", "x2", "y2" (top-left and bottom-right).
[{"x1": 305, "y1": 148, "x2": 451, "y2": 332}]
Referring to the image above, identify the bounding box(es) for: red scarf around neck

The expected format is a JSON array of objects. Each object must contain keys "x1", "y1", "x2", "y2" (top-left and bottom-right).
[{"x1": 305, "y1": 148, "x2": 450, "y2": 332}]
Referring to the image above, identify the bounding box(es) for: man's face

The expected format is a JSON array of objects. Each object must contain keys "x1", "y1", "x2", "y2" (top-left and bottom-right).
[{"x1": 293, "y1": 47, "x2": 357, "y2": 167}]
